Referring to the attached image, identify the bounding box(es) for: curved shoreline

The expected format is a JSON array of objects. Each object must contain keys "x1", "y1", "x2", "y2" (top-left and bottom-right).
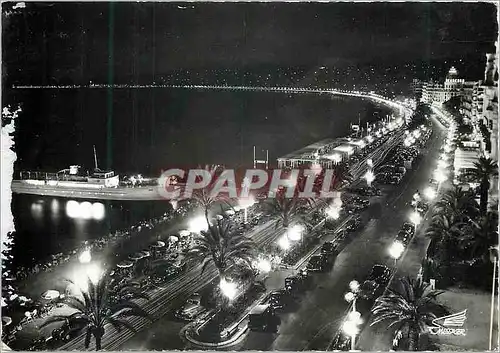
[{"x1": 11, "y1": 89, "x2": 410, "y2": 201}]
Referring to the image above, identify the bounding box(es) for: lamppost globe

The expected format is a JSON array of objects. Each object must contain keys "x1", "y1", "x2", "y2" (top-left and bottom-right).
[
  {"x1": 349, "y1": 280, "x2": 360, "y2": 293},
  {"x1": 188, "y1": 216, "x2": 209, "y2": 233},
  {"x1": 410, "y1": 211, "x2": 422, "y2": 226},
  {"x1": 78, "y1": 249, "x2": 92, "y2": 264},
  {"x1": 278, "y1": 235, "x2": 291, "y2": 251},
  {"x1": 342, "y1": 320, "x2": 359, "y2": 337},
  {"x1": 389, "y1": 241, "x2": 405, "y2": 260},
  {"x1": 287, "y1": 225, "x2": 304, "y2": 242},
  {"x1": 220, "y1": 278, "x2": 238, "y2": 300},
  {"x1": 423, "y1": 186, "x2": 436, "y2": 200},
  {"x1": 344, "y1": 291, "x2": 356, "y2": 303}
]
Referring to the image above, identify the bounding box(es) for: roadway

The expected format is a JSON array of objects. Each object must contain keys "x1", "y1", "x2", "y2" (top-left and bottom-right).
[{"x1": 232, "y1": 118, "x2": 444, "y2": 351}]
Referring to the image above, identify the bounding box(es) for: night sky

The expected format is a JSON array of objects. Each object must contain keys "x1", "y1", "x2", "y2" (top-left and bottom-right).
[
  {"x1": 1, "y1": 2, "x2": 498, "y2": 173},
  {"x1": 2, "y1": 2, "x2": 498, "y2": 86}
]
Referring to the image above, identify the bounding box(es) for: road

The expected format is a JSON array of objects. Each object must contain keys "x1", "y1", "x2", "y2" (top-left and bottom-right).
[{"x1": 231, "y1": 119, "x2": 444, "y2": 351}]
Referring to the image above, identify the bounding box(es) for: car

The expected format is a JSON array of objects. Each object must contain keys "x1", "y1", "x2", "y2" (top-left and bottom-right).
[
  {"x1": 306, "y1": 254, "x2": 331, "y2": 272},
  {"x1": 51, "y1": 314, "x2": 88, "y2": 342},
  {"x1": 361, "y1": 265, "x2": 392, "y2": 299},
  {"x1": 393, "y1": 172, "x2": 405, "y2": 180},
  {"x1": 367, "y1": 264, "x2": 391, "y2": 285},
  {"x1": 375, "y1": 172, "x2": 390, "y2": 182},
  {"x1": 248, "y1": 304, "x2": 280, "y2": 332},
  {"x1": 174, "y1": 293, "x2": 205, "y2": 321},
  {"x1": 321, "y1": 241, "x2": 339, "y2": 256},
  {"x1": 401, "y1": 222, "x2": 415, "y2": 236},
  {"x1": 376, "y1": 165, "x2": 395, "y2": 173},
  {"x1": 415, "y1": 201, "x2": 429, "y2": 214},
  {"x1": 345, "y1": 216, "x2": 362, "y2": 231},
  {"x1": 268, "y1": 289, "x2": 294, "y2": 311},
  {"x1": 352, "y1": 197, "x2": 370, "y2": 207},
  {"x1": 395, "y1": 230, "x2": 411, "y2": 245},
  {"x1": 330, "y1": 332, "x2": 351, "y2": 351},
  {"x1": 387, "y1": 175, "x2": 402, "y2": 185},
  {"x1": 284, "y1": 276, "x2": 304, "y2": 294}
]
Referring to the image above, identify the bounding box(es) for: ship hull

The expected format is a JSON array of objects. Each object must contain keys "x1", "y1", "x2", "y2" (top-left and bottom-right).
[{"x1": 11, "y1": 180, "x2": 166, "y2": 201}]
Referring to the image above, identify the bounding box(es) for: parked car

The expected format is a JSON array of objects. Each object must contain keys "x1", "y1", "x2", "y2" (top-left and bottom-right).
[
  {"x1": 415, "y1": 201, "x2": 429, "y2": 214},
  {"x1": 51, "y1": 314, "x2": 88, "y2": 342},
  {"x1": 248, "y1": 304, "x2": 280, "y2": 332},
  {"x1": 321, "y1": 241, "x2": 339, "y2": 256},
  {"x1": 174, "y1": 293, "x2": 205, "y2": 321},
  {"x1": 330, "y1": 332, "x2": 351, "y2": 351},
  {"x1": 268, "y1": 289, "x2": 294, "y2": 311},
  {"x1": 401, "y1": 222, "x2": 415, "y2": 236},
  {"x1": 395, "y1": 230, "x2": 411, "y2": 246},
  {"x1": 387, "y1": 175, "x2": 402, "y2": 185},
  {"x1": 306, "y1": 254, "x2": 331, "y2": 272},
  {"x1": 361, "y1": 265, "x2": 392, "y2": 299},
  {"x1": 345, "y1": 216, "x2": 362, "y2": 232}
]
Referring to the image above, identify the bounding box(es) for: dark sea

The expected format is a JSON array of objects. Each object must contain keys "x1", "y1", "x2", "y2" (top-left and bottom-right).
[{"x1": 10, "y1": 88, "x2": 393, "y2": 268}]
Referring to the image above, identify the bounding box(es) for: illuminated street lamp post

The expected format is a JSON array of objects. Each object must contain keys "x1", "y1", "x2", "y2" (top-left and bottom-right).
[
  {"x1": 343, "y1": 280, "x2": 362, "y2": 351},
  {"x1": 78, "y1": 248, "x2": 92, "y2": 264},
  {"x1": 410, "y1": 211, "x2": 422, "y2": 227},
  {"x1": 389, "y1": 241, "x2": 405, "y2": 267},
  {"x1": 220, "y1": 278, "x2": 238, "y2": 301},
  {"x1": 364, "y1": 170, "x2": 375, "y2": 188}
]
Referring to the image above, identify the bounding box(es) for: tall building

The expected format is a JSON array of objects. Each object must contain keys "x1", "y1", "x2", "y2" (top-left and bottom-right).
[
  {"x1": 420, "y1": 67, "x2": 464, "y2": 104},
  {"x1": 411, "y1": 78, "x2": 423, "y2": 99}
]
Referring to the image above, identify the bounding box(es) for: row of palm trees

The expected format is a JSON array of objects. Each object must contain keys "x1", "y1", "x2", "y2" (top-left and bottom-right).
[{"x1": 424, "y1": 157, "x2": 498, "y2": 273}]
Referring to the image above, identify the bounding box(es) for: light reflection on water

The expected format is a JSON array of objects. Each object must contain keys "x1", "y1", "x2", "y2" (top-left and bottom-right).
[
  {"x1": 13, "y1": 194, "x2": 172, "y2": 268},
  {"x1": 65, "y1": 200, "x2": 106, "y2": 220}
]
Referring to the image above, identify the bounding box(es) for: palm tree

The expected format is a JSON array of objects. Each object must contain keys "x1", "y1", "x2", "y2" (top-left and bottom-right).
[
  {"x1": 461, "y1": 211, "x2": 499, "y2": 261},
  {"x1": 190, "y1": 165, "x2": 234, "y2": 222},
  {"x1": 332, "y1": 163, "x2": 354, "y2": 190},
  {"x1": 40, "y1": 275, "x2": 149, "y2": 350},
  {"x1": 467, "y1": 157, "x2": 498, "y2": 215},
  {"x1": 424, "y1": 213, "x2": 464, "y2": 263},
  {"x1": 434, "y1": 186, "x2": 479, "y2": 222},
  {"x1": 370, "y1": 277, "x2": 448, "y2": 351},
  {"x1": 268, "y1": 192, "x2": 315, "y2": 230},
  {"x1": 185, "y1": 218, "x2": 256, "y2": 278}
]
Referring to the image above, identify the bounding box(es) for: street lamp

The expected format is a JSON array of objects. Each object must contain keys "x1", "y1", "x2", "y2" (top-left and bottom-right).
[
  {"x1": 409, "y1": 211, "x2": 421, "y2": 226},
  {"x1": 72, "y1": 262, "x2": 103, "y2": 293},
  {"x1": 255, "y1": 257, "x2": 272, "y2": 274},
  {"x1": 287, "y1": 224, "x2": 304, "y2": 242},
  {"x1": 326, "y1": 205, "x2": 340, "y2": 220},
  {"x1": 344, "y1": 280, "x2": 362, "y2": 350},
  {"x1": 188, "y1": 215, "x2": 209, "y2": 233},
  {"x1": 78, "y1": 248, "x2": 92, "y2": 264},
  {"x1": 389, "y1": 241, "x2": 405, "y2": 266},
  {"x1": 220, "y1": 278, "x2": 238, "y2": 300},
  {"x1": 434, "y1": 167, "x2": 447, "y2": 183},
  {"x1": 423, "y1": 186, "x2": 436, "y2": 200},
  {"x1": 342, "y1": 309, "x2": 363, "y2": 351},
  {"x1": 278, "y1": 235, "x2": 291, "y2": 251},
  {"x1": 364, "y1": 170, "x2": 375, "y2": 187}
]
